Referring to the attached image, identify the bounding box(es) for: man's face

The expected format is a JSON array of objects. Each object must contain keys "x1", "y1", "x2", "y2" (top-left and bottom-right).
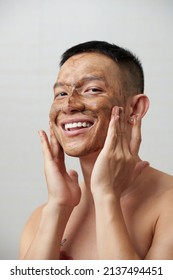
[{"x1": 49, "y1": 52, "x2": 122, "y2": 157}]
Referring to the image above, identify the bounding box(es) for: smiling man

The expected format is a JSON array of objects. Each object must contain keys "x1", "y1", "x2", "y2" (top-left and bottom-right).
[{"x1": 19, "y1": 41, "x2": 173, "y2": 260}]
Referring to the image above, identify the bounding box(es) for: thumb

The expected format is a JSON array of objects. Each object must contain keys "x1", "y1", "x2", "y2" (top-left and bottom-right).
[
  {"x1": 68, "y1": 169, "x2": 79, "y2": 184},
  {"x1": 133, "y1": 160, "x2": 150, "y2": 181}
]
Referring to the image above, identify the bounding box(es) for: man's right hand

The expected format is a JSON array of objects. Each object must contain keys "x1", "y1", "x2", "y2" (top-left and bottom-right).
[{"x1": 39, "y1": 125, "x2": 81, "y2": 208}]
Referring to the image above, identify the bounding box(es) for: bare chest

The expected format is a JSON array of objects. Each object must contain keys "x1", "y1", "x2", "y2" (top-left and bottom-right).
[
  {"x1": 60, "y1": 200, "x2": 156, "y2": 260},
  {"x1": 60, "y1": 209, "x2": 98, "y2": 259}
]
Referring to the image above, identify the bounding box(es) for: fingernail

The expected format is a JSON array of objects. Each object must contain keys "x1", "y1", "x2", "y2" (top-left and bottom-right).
[
  {"x1": 112, "y1": 106, "x2": 118, "y2": 115},
  {"x1": 129, "y1": 117, "x2": 134, "y2": 124}
]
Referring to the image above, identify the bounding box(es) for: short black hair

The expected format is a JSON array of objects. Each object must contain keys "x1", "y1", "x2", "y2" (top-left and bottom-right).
[{"x1": 60, "y1": 40, "x2": 144, "y2": 95}]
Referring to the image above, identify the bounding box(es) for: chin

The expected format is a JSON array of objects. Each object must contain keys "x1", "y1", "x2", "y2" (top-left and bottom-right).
[{"x1": 64, "y1": 145, "x2": 102, "y2": 158}]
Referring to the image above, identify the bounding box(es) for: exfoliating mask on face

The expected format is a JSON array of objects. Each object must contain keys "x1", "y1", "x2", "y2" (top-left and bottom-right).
[{"x1": 49, "y1": 53, "x2": 121, "y2": 157}]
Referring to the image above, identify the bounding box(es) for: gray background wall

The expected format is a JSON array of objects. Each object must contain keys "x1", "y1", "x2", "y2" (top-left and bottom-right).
[{"x1": 0, "y1": 0, "x2": 173, "y2": 259}]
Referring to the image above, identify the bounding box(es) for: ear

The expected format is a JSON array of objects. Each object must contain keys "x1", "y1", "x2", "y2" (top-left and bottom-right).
[{"x1": 126, "y1": 94, "x2": 150, "y2": 123}]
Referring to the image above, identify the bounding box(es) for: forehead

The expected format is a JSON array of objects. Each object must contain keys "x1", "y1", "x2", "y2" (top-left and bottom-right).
[{"x1": 57, "y1": 52, "x2": 120, "y2": 85}]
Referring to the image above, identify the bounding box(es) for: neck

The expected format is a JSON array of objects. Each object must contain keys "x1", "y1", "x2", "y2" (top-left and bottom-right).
[{"x1": 79, "y1": 150, "x2": 100, "y2": 204}]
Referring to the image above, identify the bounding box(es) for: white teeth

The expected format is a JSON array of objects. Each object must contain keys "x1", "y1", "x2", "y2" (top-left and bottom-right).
[
  {"x1": 64, "y1": 122, "x2": 91, "y2": 131},
  {"x1": 72, "y1": 122, "x2": 77, "y2": 128}
]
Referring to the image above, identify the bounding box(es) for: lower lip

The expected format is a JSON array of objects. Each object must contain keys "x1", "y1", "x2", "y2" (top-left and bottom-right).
[{"x1": 62, "y1": 126, "x2": 93, "y2": 137}]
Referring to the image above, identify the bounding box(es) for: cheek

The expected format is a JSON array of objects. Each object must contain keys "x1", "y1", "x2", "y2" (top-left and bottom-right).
[
  {"x1": 49, "y1": 102, "x2": 60, "y2": 122},
  {"x1": 84, "y1": 96, "x2": 114, "y2": 115},
  {"x1": 49, "y1": 96, "x2": 115, "y2": 122}
]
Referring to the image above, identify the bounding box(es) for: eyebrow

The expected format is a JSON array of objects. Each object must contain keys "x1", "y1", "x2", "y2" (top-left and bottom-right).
[{"x1": 53, "y1": 75, "x2": 106, "y2": 90}]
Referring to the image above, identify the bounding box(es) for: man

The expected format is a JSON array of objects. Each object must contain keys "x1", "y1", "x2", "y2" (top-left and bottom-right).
[{"x1": 19, "y1": 41, "x2": 173, "y2": 259}]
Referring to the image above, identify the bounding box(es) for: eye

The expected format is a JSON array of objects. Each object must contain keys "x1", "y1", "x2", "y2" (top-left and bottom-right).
[
  {"x1": 85, "y1": 87, "x2": 103, "y2": 94},
  {"x1": 55, "y1": 92, "x2": 68, "y2": 99}
]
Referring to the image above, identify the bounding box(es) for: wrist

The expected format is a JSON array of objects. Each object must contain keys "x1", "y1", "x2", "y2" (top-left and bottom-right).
[
  {"x1": 43, "y1": 202, "x2": 74, "y2": 220},
  {"x1": 93, "y1": 193, "x2": 123, "y2": 228},
  {"x1": 47, "y1": 196, "x2": 75, "y2": 210},
  {"x1": 92, "y1": 188, "x2": 121, "y2": 204}
]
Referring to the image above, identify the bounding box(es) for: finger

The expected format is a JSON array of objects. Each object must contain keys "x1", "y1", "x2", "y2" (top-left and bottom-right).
[
  {"x1": 130, "y1": 115, "x2": 142, "y2": 157},
  {"x1": 133, "y1": 160, "x2": 150, "y2": 180},
  {"x1": 49, "y1": 123, "x2": 66, "y2": 172},
  {"x1": 103, "y1": 106, "x2": 119, "y2": 151},
  {"x1": 119, "y1": 107, "x2": 131, "y2": 156},
  {"x1": 50, "y1": 124, "x2": 64, "y2": 161},
  {"x1": 39, "y1": 130, "x2": 53, "y2": 161},
  {"x1": 68, "y1": 169, "x2": 79, "y2": 184}
]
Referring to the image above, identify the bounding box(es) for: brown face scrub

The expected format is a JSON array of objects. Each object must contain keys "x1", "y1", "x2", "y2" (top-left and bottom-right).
[{"x1": 49, "y1": 53, "x2": 122, "y2": 157}]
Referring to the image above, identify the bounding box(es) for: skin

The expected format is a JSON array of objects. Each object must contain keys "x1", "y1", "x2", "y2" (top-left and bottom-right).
[
  {"x1": 50, "y1": 53, "x2": 122, "y2": 157},
  {"x1": 19, "y1": 53, "x2": 173, "y2": 260}
]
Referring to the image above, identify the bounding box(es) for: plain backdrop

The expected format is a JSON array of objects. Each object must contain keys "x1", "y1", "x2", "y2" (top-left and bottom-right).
[{"x1": 0, "y1": 0, "x2": 173, "y2": 259}]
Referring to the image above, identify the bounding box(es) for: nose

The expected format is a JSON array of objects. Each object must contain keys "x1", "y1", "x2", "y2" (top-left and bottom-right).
[{"x1": 62, "y1": 92, "x2": 85, "y2": 114}]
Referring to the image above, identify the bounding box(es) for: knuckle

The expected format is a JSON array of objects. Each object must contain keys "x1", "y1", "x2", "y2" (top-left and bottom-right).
[
  {"x1": 126, "y1": 154, "x2": 132, "y2": 163},
  {"x1": 134, "y1": 134, "x2": 142, "y2": 143},
  {"x1": 115, "y1": 152, "x2": 124, "y2": 163}
]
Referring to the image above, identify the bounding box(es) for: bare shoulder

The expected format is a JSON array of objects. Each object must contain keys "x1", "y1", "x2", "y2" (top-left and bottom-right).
[
  {"x1": 141, "y1": 168, "x2": 173, "y2": 259},
  {"x1": 144, "y1": 167, "x2": 173, "y2": 196},
  {"x1": 157, "y1": 171, "x2": 173, "y2": 211},
  {"x1": 132, "y1": 167, "x2": 173, "y2": 207},
  {"x1": 147, "y1": 168, "x2": 173, "y2": 209},
  {"x1": 19, "y1": 204, "x2": 45, "y2": 259},
  {"x1": 154, "y1": 168, "x2": 173, "y2": 198},
  {"x1": 133, "y1": 167, "x2": 173, "y2": 228}
]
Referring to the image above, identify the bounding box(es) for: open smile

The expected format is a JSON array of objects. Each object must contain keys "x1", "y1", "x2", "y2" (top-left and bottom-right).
[
  {"x1": 64, "y1": 121, "x2": 93, "y2": 131},
  {"x1": 59, "y1": 118, "x2": 95, "y2": 135}
]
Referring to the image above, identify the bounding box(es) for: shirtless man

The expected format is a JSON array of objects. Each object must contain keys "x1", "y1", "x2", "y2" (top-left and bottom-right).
[{"x1": 19, "y1": 41, "x2": 173, "y2": 260}]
